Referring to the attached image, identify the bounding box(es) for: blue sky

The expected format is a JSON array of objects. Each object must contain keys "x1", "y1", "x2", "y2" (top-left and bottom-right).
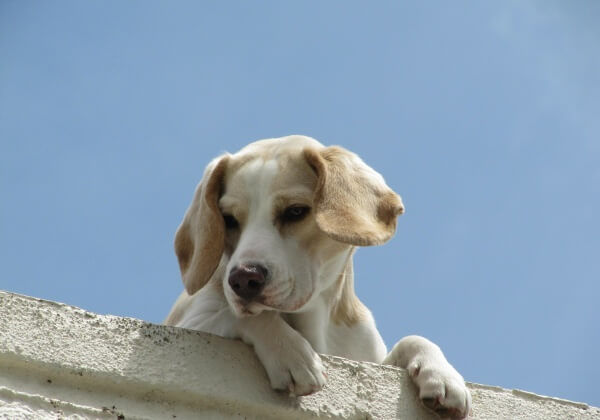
[{"x1": 1, "y1": 1, "x2": 599, "y2": 407}]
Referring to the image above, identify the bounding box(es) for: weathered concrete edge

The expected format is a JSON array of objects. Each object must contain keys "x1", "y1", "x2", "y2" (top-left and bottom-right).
[
  {"x1": 1, "y1": 291, "x2": 598, "y2": 420},
  {"x1": 0, "y1": 291, "x2": 429, "y2": 420}
]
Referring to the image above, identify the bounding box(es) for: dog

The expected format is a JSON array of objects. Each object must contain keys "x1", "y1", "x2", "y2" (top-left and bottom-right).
[{"x1": 165, "y1": 135, "x2": 471, "y2": 419}]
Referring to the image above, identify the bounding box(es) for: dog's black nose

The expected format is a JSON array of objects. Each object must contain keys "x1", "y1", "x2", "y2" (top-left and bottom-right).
[{"x1": 228, "y1": 263, "x2": 268, "y2": 301}]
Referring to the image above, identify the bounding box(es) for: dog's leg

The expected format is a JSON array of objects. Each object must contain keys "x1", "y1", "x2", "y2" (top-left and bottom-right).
[
  {"x1": 384, "y1": 335, "x2": 471, "y2": 419},
  {"x1": 235, "y1": 311, "x2": 326, "y2": 396}
]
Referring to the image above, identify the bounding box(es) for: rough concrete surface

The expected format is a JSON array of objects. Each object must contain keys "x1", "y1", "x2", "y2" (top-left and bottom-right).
[{"x1": 0, "y1": 291, "x2": 598, "y2": 419}]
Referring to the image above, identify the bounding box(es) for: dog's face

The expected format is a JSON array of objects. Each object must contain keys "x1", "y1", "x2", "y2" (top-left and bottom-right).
[
  {"x1": 175, "y1": 136, "x2": 404, "y2": 318},
  {"x1": 219, "y1": 143, "x2": 348, "y2": 316}
]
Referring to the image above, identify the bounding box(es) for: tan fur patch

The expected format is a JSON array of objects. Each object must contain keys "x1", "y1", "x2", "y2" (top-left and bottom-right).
[
  {"x1": 174, "y1": 222, "x2": 193, "y2": 272},
  {"x1": 175, "y1": 156, "x2": 229, "y2": 295},
  {"x1": 304, "y1": 146, "x2": 404, "y2": 246}
]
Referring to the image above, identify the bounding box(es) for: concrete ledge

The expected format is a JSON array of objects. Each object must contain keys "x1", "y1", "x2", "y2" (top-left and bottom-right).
[{"x1": 0, "y1": 291, "x2": 597, "y2": 419}]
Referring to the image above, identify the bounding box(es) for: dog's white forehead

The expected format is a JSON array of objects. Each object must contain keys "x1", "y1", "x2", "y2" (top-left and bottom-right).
[
  {"x1": 232, "y1": 158, "x2": 279, "y2": 209},
  {"x1": 236, "y1": 135, "x2": 324, "y2": 157},
  {"x1": 221, "y1": 135, "x2": 320, "y2": 208}
]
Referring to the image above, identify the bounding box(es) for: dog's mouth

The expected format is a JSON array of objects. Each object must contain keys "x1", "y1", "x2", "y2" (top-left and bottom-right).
[
  {"x1": 232, "y1": 292, "x2": 313, "y2": 317},
  {"x1": 239, "y1": 306, "x2": 260, "y2": 316},
  {"x1": 233, "y1": 300, "x2": 268, "y2": 317}
]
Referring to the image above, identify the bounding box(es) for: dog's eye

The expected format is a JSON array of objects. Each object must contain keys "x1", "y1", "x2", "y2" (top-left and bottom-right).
[
  {"x1": 281, "y1": 205, "x2": 310, "y2": 223},
  {"x1": 223, "y1": 214, "x2": 239, "y2": 229}
]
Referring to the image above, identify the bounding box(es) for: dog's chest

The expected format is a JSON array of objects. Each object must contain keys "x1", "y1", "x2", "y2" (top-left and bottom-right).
[{"x1": 285, "y1": 312, "x2": 386, "y2": 363}]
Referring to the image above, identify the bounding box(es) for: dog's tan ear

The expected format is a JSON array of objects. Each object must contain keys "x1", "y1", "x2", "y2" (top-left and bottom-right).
[
  {"x1": 304, "y1": 146, "x2": 404, "y2": 246},
  {"x1": 175, "y1": 156, "x2": 229, "y2": 295}
]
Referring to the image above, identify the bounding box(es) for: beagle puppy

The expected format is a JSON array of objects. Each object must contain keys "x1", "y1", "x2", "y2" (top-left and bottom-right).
[{"x1": 165, "y1": 135, "x2": 471, "y2": 419}]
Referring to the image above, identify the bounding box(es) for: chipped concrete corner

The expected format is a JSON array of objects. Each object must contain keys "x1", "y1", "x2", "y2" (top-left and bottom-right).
[{"x1": 0, "y1": 291, "x2": 597, "y2": 420}]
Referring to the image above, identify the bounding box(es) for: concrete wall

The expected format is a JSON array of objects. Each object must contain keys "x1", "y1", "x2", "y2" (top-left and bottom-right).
[{"x1": 0, "y1": 291, "x2": 598, "y2": 419}]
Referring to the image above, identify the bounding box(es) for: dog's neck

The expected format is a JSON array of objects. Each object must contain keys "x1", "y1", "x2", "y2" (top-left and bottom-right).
[
  {"x1": 281, "y1": 246, "x2": 368, "y2": 354},
  {"x1": 290, "y1": 246, "x2": 367, "y2": 325}
]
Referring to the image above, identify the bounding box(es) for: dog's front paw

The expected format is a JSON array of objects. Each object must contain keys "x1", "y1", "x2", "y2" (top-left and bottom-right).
[
  {"x1": 259, "y1": 336, "x2": 326, "y2": 396},
  {"x1": 407, "y1": 358, "x2": 471, "y2": 420}
]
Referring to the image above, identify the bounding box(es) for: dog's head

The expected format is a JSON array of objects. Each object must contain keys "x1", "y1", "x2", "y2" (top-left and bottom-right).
[{"x1": 174, "y1": 135, "x2": 404, "y2": 317}]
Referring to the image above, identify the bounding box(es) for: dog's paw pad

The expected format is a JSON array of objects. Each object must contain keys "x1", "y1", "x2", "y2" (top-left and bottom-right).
[
  {"x1": 422, "y1": 395, "x2": 468, "y2": 419},
  {"x1": 413, "y1": 364, "x2": 471, "y2": 419}
]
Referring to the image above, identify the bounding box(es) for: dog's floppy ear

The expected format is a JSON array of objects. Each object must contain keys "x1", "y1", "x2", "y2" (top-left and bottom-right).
[
  {"x1": 174, "y1": 155, "x2": 229, "y2": 295},
  {"x1": 304, "y1": 146, "x2": 404, "y2": 246}
]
